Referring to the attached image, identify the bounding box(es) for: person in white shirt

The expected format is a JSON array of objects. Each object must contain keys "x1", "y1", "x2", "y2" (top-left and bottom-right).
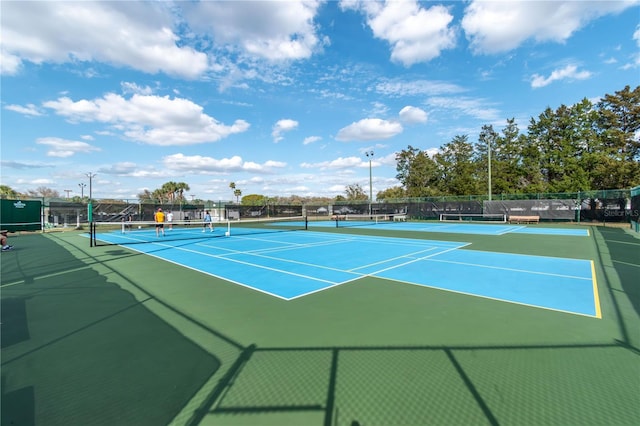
[{"x1": 167, "y1": 211, "x2": 174, "y2": 230}]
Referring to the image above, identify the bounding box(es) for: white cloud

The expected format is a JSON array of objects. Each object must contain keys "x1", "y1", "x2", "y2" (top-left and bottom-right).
[
  {"x1": 36, "y1": 137, "x2": 101, "y2": 158},
  {"x1": 342, "y1": 0, "x2": 456, "y2": 66},
  {"x1": 1, "y1": 50, "x2": 22, "y2": 75},
  {"x1": 272, "y1": 119, "x2": 299, "y2": 143},
  {"x1": 183, "y1": 0, "x2": 325, "y2": 61},
  {"x1": 1, "y1": 1, "x2": 208, "y2": 78},
  {"x1": 336, "y1": 118, "x2": 403, "y2": 141},
  {"x1": 462, "y1": 0, "x2": 638, "y2": 54},
  {"x1": 300, "y1": 156, "x2": 364, "y2": 170},
  {"x1": 530, "y1": 64, "x2": 592, "y2": 88},
  {"x1": 623, "y1": 24, "x2": 640, "y2": 69},
  {"x1": 121, "y1": 82, "x2": 154, "y2": 95},
  {"x1": 376, "y1": 79, "x2": 465, "y2": 97},
  {"x1": 162, "y1": 154, "x2": 286, "y2": 174},
  {"x1": 303, "y1": 136, "x2": 322, "y2": 145},
  {"x1": 42, "y1": 94, "x2": 250, "y2": 146},
  {"x1": 4, "y1": 103, "x2": 43, "y2": 116},
  {"x1": 1, "y1": 160, "x2": 55, "y2": 169},
  {"x1": 426, "y1": 97, "x2": 501, "y2": 122},
  {"x1": 399, "y1": 106, "x2": 427, "y2": 124}
]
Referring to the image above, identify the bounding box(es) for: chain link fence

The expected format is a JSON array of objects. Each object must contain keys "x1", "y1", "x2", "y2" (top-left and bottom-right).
[{"x1": 6, "y1": 188, "x2": 634, "y2": 231}]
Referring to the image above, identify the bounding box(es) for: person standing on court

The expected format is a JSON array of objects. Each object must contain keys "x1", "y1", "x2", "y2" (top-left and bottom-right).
[
  {"x1": 203, "y1": 210, "x2": 213, "y2": 232},
  {"x1": 155, "y1": 208, "x2": 166, "y2": 237},
  {"x1": 167, "y1": 210, "x2": 174, "y2": 230}
]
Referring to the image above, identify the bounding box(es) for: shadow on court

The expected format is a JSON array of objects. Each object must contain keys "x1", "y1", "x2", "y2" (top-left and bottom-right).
[
  {"x1": 1, "y1": 234, "x2": 222, "y2": 426},
  {"x1": 593, "y1": 226, "x2": 640, "y2": 349},
  {"x1": 188, "y1": 341, "x2": 639, "y2": 426}
]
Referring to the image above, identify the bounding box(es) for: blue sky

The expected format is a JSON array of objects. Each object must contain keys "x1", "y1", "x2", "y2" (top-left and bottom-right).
[{"x1": 2, "y1": 0, "x2": 639, "y2": 201}]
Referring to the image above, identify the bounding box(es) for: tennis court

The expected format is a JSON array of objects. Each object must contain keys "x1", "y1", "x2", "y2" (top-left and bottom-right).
[
  {"x1": 2, "y1": 222, "x2": 638, "y2": 425},
  {"x1": 92, "y1": 228, "x2": 599, "y2": 317},
  {"x1": 308, "y1": 218, "x2": 590, "y2": 236}
]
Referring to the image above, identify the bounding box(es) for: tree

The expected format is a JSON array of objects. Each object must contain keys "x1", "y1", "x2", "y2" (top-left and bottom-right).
[
  {"x1": 345, "y1": 183, "x2": 368, "y2": 201},
  {"x1": 395, "y1": 145, "x2": 440, "y2": 197},
  {"x1": 160, "y1": 181, "x2": 190, "y2": 203},
  {"x1": 137, "y1": 189, "x2": 153, "y2": 202},
  {"x1": 528, "y1": 104, "x2": 591, "y2": 192},
  {"x1": 26, "y1": 186, "x2": 60, "y2": 198},
  {"x1": 391, "y1": 85, "x2": 639, "y2": 197},
  {"x1": 377, "y1": 186, "x2": 406, "y2": 200},
  {"x1": 595, "y1": 85, "x2": 640, "y2": 188},
  {"x1": 242, "y1": 194, "x2": 266, "y2": 205},
  {"x1": 434, "y1": 135, "x2": 480, "y2": 195},
  {"x1": 0, "y1": 185, "x2": 20, "y2": 199},
  {"x1": 229, "y1": 182, "x2": 242, "y2": 203}
]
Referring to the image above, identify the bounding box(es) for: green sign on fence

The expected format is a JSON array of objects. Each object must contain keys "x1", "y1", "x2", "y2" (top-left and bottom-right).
[{"x1": 0, "y1": 199, "x2": 42, "y2": 232}]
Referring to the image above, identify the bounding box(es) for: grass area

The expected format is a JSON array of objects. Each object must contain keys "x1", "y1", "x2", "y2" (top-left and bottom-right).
[{"x1": 1, "y1": 224, "x2": 639, "y2": 425}]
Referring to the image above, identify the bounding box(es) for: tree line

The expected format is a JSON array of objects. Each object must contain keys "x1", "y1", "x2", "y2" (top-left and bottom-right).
[{"x1": 383, "y1": 85, "x2": 639, "y2": 200}]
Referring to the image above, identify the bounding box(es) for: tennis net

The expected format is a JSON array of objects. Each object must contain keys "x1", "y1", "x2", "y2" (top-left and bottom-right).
[
  {"x1": 439, "y1": 213, "x2": 507, "y2": 223},
  {"x1": 333, "y1": 214, "x2": 391, "y2": 228},
  {"x1": 90, "y1": 216, "x2": 307, "y2": 246}
]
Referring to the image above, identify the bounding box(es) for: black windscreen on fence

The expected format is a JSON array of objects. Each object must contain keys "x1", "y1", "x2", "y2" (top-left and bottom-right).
[
  {"x1": 630, "y1": 186, "x2": 640, "y2": 224},
  {"x1": 483, "y1": 199, "x2": 576, "y2": 220}
]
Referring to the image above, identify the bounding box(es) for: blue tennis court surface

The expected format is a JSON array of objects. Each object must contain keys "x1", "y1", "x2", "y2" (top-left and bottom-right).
[
  {"x1": 95, "y1": 230, "x2": 599, "y2": 317},
  {"x1": 307, "y1": 220, "x2": 590, "y2": 236}
]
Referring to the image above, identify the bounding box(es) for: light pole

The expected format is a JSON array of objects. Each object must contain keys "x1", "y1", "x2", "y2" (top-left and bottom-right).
[
  {"x1": 64, "y1": 189, "x2": 72, "y2": 198},
  {"x1": 366, "y1": 151, "x2": 374, "y2": 216},
  {"x1": 78, "y1": 183, "x2": 86, "y2": 199},
  {"x1": 488, "y1": 137, "x2": 492, "y2": 201},
  {"x1": 86, "y1": 172, "x2": 96, "y2": 201}
]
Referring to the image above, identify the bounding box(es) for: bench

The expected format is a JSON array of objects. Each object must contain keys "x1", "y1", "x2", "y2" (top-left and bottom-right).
[
  {"x1": 393, "y1": 214, "x2": 407, "y2": 222},
  {"x1": 508, "y1": 215, "x2": 540, "y2": 224}
]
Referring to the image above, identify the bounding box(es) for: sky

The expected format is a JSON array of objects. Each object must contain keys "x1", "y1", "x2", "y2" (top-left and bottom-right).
[{"x1": 1, "y1": 0, "x2": 639, "y2": 202}]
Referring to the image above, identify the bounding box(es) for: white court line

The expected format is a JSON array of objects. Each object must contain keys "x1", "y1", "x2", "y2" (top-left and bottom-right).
[
  {"x1": 195, "y1": 236, "x2": 449, "y2": 277},
  {"x1": 220, "y1": 244, "x2": 444, "y2": 277},
  {"x1": 0, "y1": 265, "x2": 93, "y2": 288},
  {"x1": 100, "y1": 230, "x2": 471, "y2": 300},
  {"x1": 361, "y1": 244, "x2": 472, "y2": 277},
  {"x1": 496, "y1": 225, "x2": 527, "y2": 235},
  {"x1": 348, "y1": 247, "x2": 441, "y2": 272},
  {"x1": 377, "y1": 275, "x2": 599, "y2": 318},
  {"x1": 425, "y1": 258, "x2": 593, "y2": 281},
  {"x1": 606, "y1": 239, "x2": 640, "y2": 246}
]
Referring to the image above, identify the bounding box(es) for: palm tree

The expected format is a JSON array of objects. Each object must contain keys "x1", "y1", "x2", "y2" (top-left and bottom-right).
[
  {"x1": 229, "y1": 182, "x2": 236, "y2": 203},
  {"x1": 175, "y1": 182, "x2": 190, "y2": 202},
  {"x1": 161, "y1": 181, "x2": 178, "y2": 203},
  {"x1": 151, "y1": 189, "x2": 165, "y2": 203},
  {"x1": 234, "y1": 189, "x2": 242, "y2": 204}
]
